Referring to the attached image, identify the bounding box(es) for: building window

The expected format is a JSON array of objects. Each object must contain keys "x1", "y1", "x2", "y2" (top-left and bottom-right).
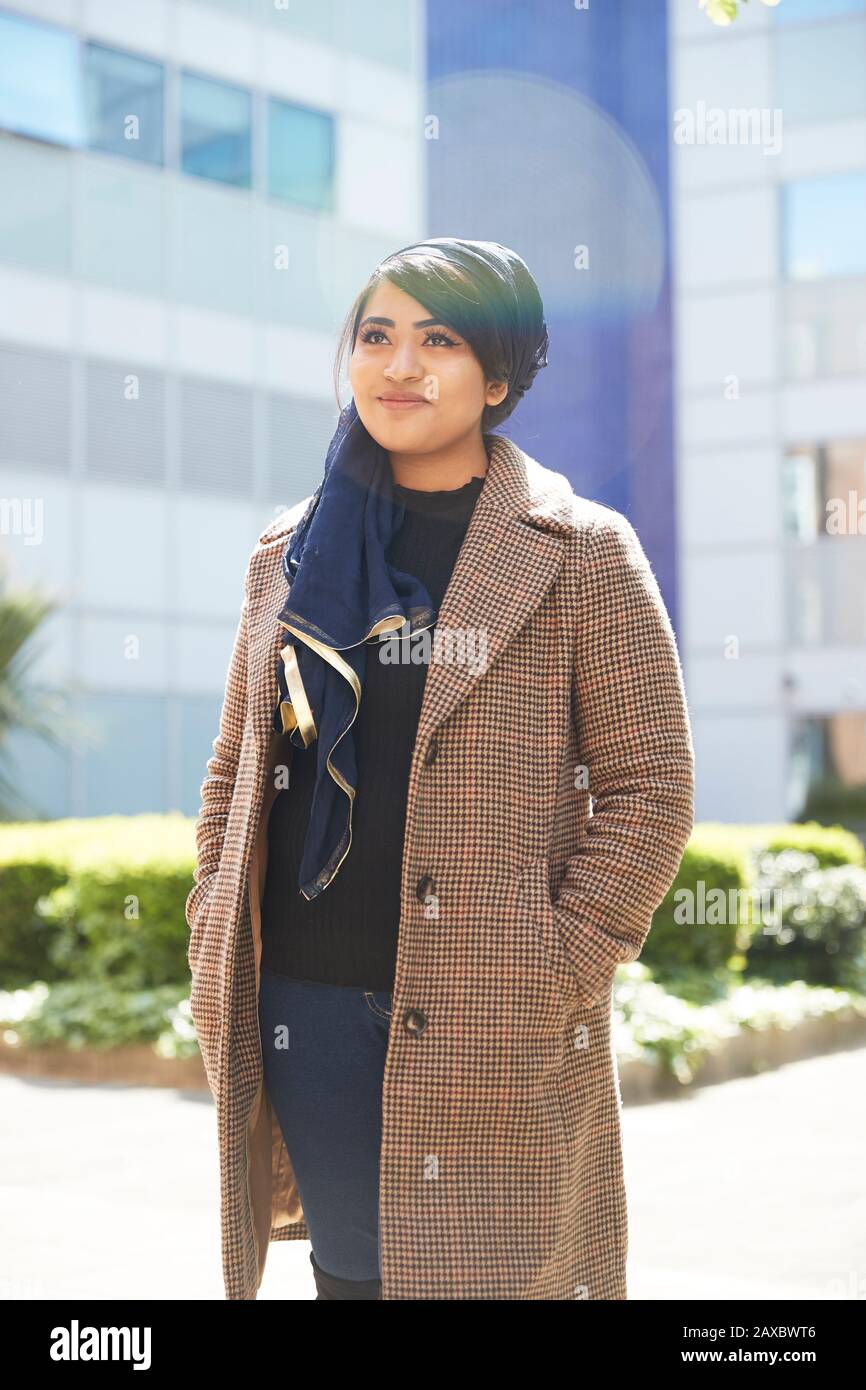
[
  {"x1": 784, "y1": 441, "x2": 866, "y2": 646},
  {"x1": 782, "y1": 174, "x2": 866, "y2": 280},
  {"x1": 0, "y1": 342, "x2": 72, "y2": 474},
  {"x1": 180, "y1": 70, "x2": 251, "y2": 188},
  {"x1": 0, "y1": 10, "x2": 84, "y2": 147},
  {"x1": 83, "y1": 42, "x2": 164, "y2": 166},
  {"x1": 789, "y1": 714, "x2": 866, "y2": 831},
  {"x1": 266, "y1": 98, "x2": 334, "y2": 209},
  {"x1": 786, "y1": 717, "x2": 826, "y2": 820},
  {"x1": 782, "y1": 449, "x2": 821, "y2": 540},
  {"x1": 785, "y1": 541, "x2": 866, "y2": 645},
  {"x1": 774, "y1": 18, "x2": 866, "y2": 126},
  {"x1": 772, "y1": 0, "x2": 865, "y2": 23},
  {"x1": 783, "y1": 441, "x2": 866, "y2": 537},
  {"x1": 782, "y1": 279, "x2": 866, "y2": 381}
]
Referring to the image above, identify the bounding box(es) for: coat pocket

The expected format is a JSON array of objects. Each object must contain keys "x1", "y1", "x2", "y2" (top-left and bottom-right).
[
  {"x1": 517, "y1": 857, "x2": 581, "y2": 1013},
  {"x1": 187, "y1": 872, "x2": 219, "y2": 974},
  {"x1": 188, "y1": 878, "x2": 227, "y2": 1096},
  {"x1": 189, "y1": 962, "x2": 224, "y2": 1098}
]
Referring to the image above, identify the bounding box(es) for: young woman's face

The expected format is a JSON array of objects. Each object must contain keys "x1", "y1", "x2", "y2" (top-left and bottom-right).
[{"x1": 348, "y1": 280, "x2": 507, "y2": 455}]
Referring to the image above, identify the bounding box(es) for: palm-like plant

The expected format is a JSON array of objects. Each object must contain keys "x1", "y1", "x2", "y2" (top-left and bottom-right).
[
  {"x1": 0, "y1": 551, "x2": 99, "y2": 820},
  {"x1": 700, "y1": 0, "x2": 782, "y2": 26}
]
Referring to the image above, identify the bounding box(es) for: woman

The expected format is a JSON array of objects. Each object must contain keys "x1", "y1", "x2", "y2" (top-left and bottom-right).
[{"x1": 186, "y1": 238, "x2": 695, "y2": 1301}]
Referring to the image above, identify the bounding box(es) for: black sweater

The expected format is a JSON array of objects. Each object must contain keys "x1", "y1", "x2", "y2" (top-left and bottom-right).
[{"x1": 259, "y1": 472, "x2": 485, "y2": 989}]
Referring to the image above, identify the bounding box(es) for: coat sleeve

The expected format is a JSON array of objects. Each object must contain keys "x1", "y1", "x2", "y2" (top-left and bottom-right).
[
  {"x1": 553, "y1": 508, "x2": 695, "y2": 1009},
  {"x1": 185, "y1": 578, "x2": 250, "y2": 937}
]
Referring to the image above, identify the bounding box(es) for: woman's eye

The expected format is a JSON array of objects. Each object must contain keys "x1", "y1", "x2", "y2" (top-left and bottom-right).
[{"x1": 359, "y1": 327, "x2": 458, "y2": 348}]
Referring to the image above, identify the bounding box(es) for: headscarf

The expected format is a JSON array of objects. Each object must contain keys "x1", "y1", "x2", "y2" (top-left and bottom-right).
[{"x1": 271, "y1": 398, "x2": 436, "y2": 899}]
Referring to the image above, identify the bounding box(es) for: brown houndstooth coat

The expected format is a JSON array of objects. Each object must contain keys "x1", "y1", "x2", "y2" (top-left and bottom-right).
[{"x1": 186, "y1": 432, "x2": 695, "y2": 1300}]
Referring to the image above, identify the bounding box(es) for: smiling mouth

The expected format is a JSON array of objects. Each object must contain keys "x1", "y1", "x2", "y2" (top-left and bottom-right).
[{"x1": 377, "y1": 396, "x2": 431, "y2": 410}]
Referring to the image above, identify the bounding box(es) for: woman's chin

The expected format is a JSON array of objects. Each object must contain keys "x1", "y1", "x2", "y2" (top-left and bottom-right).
[{"x1": 361, "y1": 414, "x2": 438, "y2": 453}]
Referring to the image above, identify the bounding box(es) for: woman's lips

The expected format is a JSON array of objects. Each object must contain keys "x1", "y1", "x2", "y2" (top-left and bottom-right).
[{"x1": 377, "y1": 397, "x2": 431, "y2": 410}]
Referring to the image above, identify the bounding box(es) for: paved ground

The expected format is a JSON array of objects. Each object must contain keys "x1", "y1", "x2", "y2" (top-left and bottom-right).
[{"x1": 1, "y1": 1044, "x2": 864, "y2": 1301}]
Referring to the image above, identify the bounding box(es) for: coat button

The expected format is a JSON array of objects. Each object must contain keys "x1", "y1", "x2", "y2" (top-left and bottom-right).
[
  {"x1": 424, "y1": 736, "x2": 439, "y2": 766},
  {"x1": 403, "y1": 1008, "x2": 428, "y2": 1037},
  {"x1": 416, "y1": 873, "x2": 435, "y2": 903}
]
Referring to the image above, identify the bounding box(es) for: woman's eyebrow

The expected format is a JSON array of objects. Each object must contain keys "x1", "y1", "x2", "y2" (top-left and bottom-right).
[{"x1": 359, "y1": 315, "x2": 443, "y2": 330}]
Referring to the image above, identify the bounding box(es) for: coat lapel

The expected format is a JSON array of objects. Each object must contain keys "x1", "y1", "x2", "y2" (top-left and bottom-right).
[
  {"x1": 412, "y1": 433, "x2": 571, "y2": 746},
  {"x1": 250, "y1": 432, "x2": 575, "y2": 760}
]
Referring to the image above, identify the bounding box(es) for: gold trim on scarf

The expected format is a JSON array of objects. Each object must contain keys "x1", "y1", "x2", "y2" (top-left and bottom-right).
[
  {"x1": 277, "y1": 613, "x2": 436, "y2": 895},
  {"x1": 278, "y1": 701, "x2": 298, "y2": 736},
  {"x1": 280, "y1": 646, "x2": 316, "y2": 746}
]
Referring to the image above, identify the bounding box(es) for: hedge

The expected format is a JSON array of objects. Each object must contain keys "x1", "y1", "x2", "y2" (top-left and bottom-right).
[
  {"x1": 0, "y1": 815, "x2": 195, "y2": 990},
  {"x1": 0, "y1": 815, "x2": 863, "y2": 998}
]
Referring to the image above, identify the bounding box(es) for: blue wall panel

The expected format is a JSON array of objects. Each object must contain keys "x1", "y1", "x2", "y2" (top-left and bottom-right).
[{"x1": 425, "y1": 0, "x2": 678, "y2": 629}]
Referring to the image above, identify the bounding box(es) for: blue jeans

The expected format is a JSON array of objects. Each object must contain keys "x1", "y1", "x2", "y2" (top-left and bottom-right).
[{"x1": 258, "y1": 968, "x2": 392, "y2": 1291}]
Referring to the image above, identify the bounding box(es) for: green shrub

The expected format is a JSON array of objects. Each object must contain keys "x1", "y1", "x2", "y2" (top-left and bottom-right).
[
  {"x1": 698, "y1": 819, "x2": 865, "y2": 870},
  {"x1": 642, "y1": 822, "x2": 866, "y2": 990},
  {"x1": 641, "y1": 826, "x2": 750, "y2": 985},
  {"x1": 2, "y1": 811, "x2": 865, "y2": 1061},
  {"x1": 0, "y1": 815, "x2": 196, "y2": 989},
  {"x1": 615, "y1": 964, "x2": 866, "y2": 1083},
  {"x1": 0, "y1": 857, "x2": 68, "y2": 986},
  {"x1": 743, "y1": 849, "x2": 866, "y2": 991},
  {"x1": 0, "y1": 979, "x2": 200, "y2": 1058},
  {"x1": 800, "y1": 779, "x2": 866, "y2": 839},
  {"x1": 37, "y1": 863, "x2": 197, "y2": 990}
]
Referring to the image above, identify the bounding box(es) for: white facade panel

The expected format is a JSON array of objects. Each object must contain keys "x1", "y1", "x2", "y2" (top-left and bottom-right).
[
  {"x1": 680, "y1": 447, "x2": 783, "y2": 548},
  {"x1": 671, "y1": 0, "x2": 866, "y2": 823},
  {"x1": 81, "y1": 0, "x2": 172, "y2": 60},
  {"x1": 173, "y1": 494, "x2": 261, "y2": 617},
  {"x1": 687, "y1": 652, "x2": 783, "y2": 711},
  {"x1": 679, "y1": 289, "x2": 777, "y2": 392},
  {"x1": 174, "y1": 616, "x2": 243, "y2": 694},
  {"x1": 682, "y1": 549, "x2": 782, "y2": 651},
  {"x1": 338, "y1": 121, "x2": 420, "y2": 236},
  {"x1": 80, "y1": 613, "x2": 170, "y2": 689},
  {"x1": 0, "y1": 472, "x2": 74, "y2": 589},
  {"x1": 680, "y1": 390, "x2": 779, "y2": 448},
  {"x1": 174, "y1": 2, "x2": 258, "y2": 86},
  {"x1": 676, "y1": 187, "x2": 777, "y2": 290},
  {"x1": 79, "y1": 488, "x2": 170, "y2": 612},
  {"x1": 691, "y1": 712, "x2": 787, "y2": 822}
]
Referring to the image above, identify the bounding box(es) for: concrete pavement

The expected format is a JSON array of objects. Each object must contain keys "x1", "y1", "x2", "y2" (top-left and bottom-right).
[{"x1": 1, "y1": 1045, "x2": 863, "y2": 1300}]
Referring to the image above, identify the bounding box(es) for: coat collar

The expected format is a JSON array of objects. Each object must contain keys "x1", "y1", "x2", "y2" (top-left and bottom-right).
[{"x1": 254, "y1": 433, "x2": 573, "y2": 748}]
